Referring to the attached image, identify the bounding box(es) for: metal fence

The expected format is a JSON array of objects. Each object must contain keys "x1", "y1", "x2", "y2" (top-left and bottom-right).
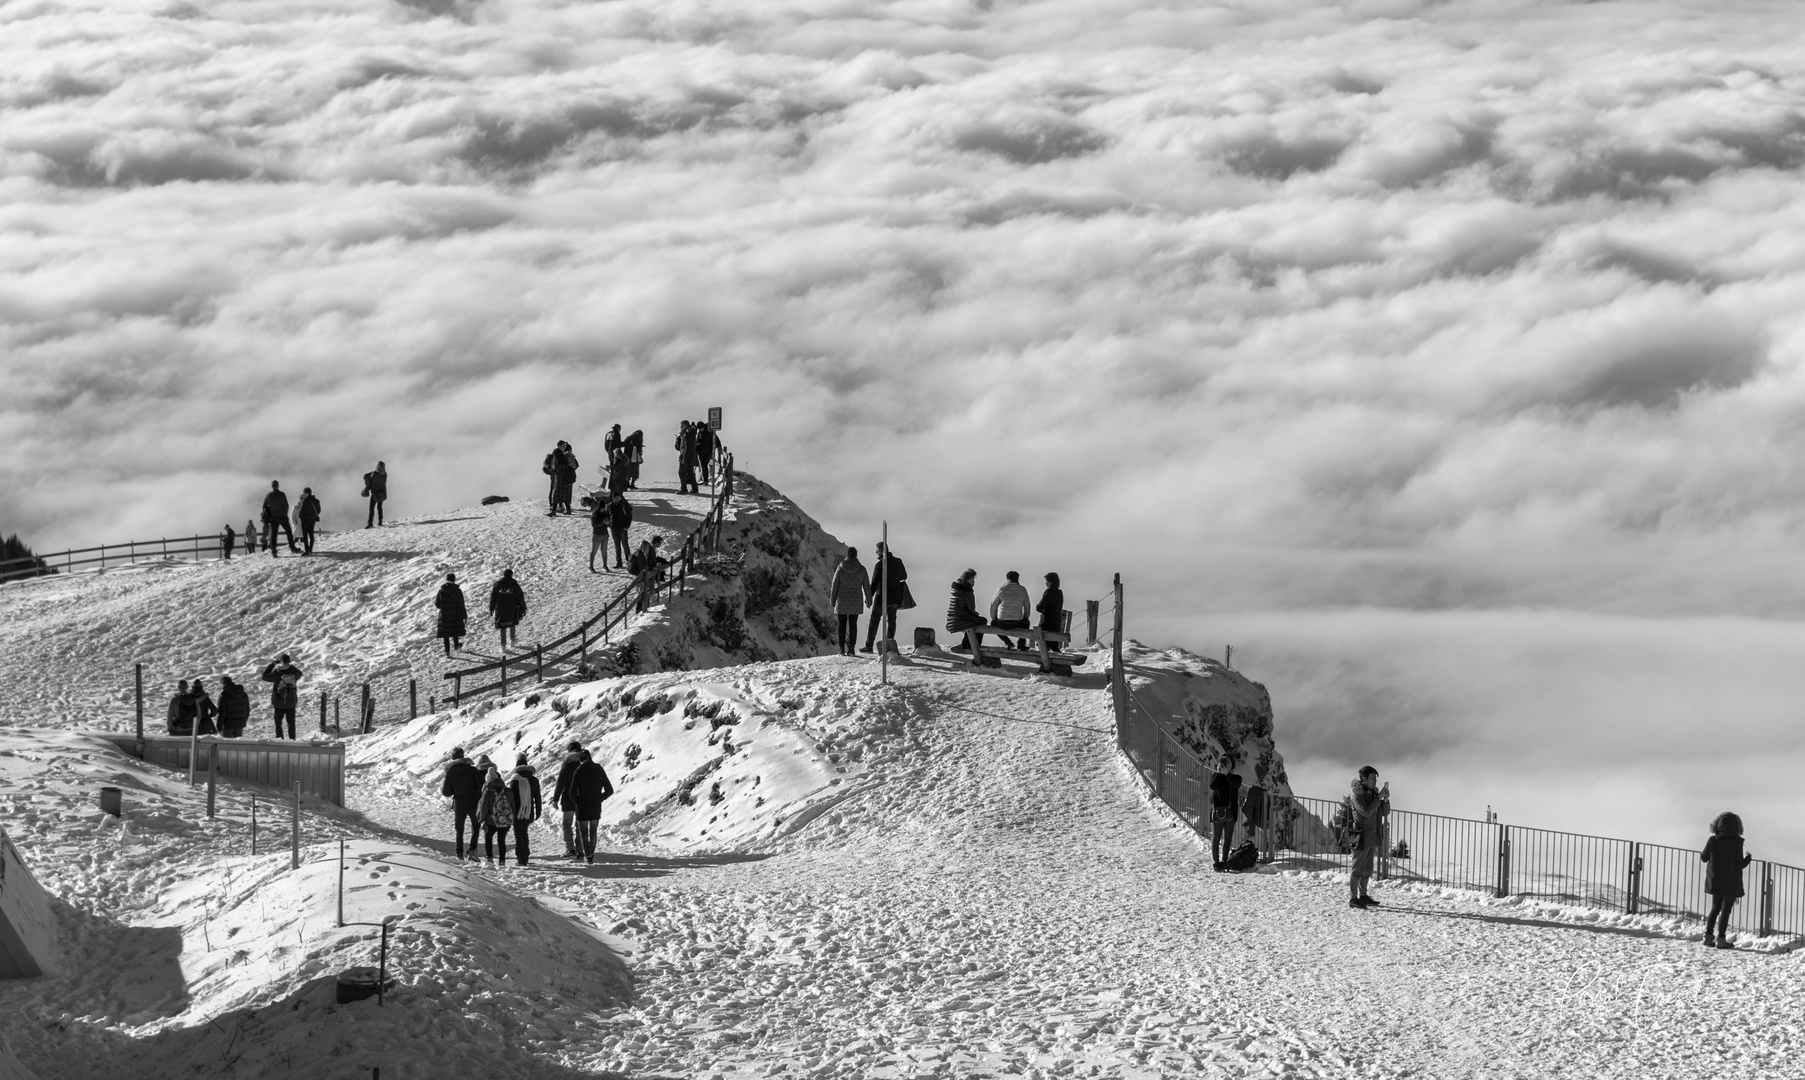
[
  {"x1": 92, "y1": 733, "x2": 346, "y2": 806},
  {"x1": 1107, "y1": 598, "x2": 1805, "y2": 939}
]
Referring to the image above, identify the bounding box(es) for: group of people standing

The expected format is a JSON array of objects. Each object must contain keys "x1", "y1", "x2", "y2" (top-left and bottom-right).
[
  {"x1": 675, "y1": 419, "x2": 718, "y2": 494},
  {"x1": 163, "y1": 654, "x2": 306, "y2": 740},
  {"x1": 827, "y1": 542, "x2": 912, "y2": 656},
  {"x1": 440, "y1": 741, "x2": 614, "y2": 864},
  {"x1": 219, "y1": 463, "x2": 386, "y2": 560}
]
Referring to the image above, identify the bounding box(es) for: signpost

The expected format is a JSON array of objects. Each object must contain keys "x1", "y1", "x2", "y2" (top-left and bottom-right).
[{"x1": 707, "y1": 407, "x2": 722, "y2": 431}]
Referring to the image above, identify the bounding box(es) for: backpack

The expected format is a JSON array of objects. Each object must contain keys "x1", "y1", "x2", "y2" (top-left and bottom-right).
[
  {"x1": 542, "y1": 454, "x2": 555, "y2": 476},
  {"x1": 488, "y1": 786, "x2": 515, "y2": 829},
  {"x1": 1224, "y1": 840, "x2": 1258, "y2": 872}
]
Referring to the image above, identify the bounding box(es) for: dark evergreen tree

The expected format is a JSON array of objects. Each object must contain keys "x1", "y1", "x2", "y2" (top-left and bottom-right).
[{"x1": 0, "y1": 534, "x2": 56, "y2": 581}]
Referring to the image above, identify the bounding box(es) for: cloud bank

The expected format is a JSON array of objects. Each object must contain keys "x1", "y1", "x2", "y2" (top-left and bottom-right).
[{"x1": 7, "y1": 0, "x2": 1805, "y2": 855}]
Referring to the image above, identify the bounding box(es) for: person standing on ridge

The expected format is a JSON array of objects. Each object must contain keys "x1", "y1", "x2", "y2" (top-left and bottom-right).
[
  {"x1": 946, "y1": 569, "x2": 992, "y2": 666},
  {"x1": 244, "y1": 518, "x2": 258, "y2": 555},
  {"x1": 261, "y1": 653, "x2": 303, "y2": 739},
  {"x1": 188, "y1": 678, "x2": 219, "y2": 737},
  {"x1": 989, "y1": 570, "x2": 1033, "y2": 651},
  {"x1": 217, "y1": 675, "x2": 250, "y2": 738},
  {"x1": 607, "y1": 492, "x2": 633, "y2": 570},
  {"x1": 625, "y1": 429, "x2": 644, "y2": 489},
  {"x1": 505, "y1": 753, "x2": 543, "y2": 866},
  {"x1": 829, "y1": 546, "x2": 869, "y2": 656},
  {"x1": 261, "y1": 481, "x2": 298, "y2": 556},
  {"x1": 550, "y1": 740, "x2": 584, "y2": 858},
  {"x1": 555, "y1": 442, "x2": 579, "y2": 514},
  {"x1": 695, "y1": 420, "x2": 716, "y2": 485},
  {"x1": 436, "y1": 573, "x2": 467, "y2": 655},
  {"x1": 221, "y1": 523, "x2": 235, "y2": 561},
  {"x1": 861, "y1": 541, "x2": 910, "y2": 654},
  {"x1": 362, "y1": 461, "x2": 388, "y2": 528},
  {"x1": 489, "y1": 569, "x2": 527, "y2": 649},
  {"x1": 1347, "y1": 766, "x2": 1387, "y2": 909},
  {"x1": 571, "y1": 747, "x2": 614, "y2": 865},
  {"x1": 297, "y1": 487, "x2": 322, "y2": 554},
  {"x1": 589, "y1": 492, "x2": 611, "y2": 573},
  {"x1": 1209, "y1": 754, "x2": 1243, "y2": 870},
  {"x1": 676, "y1": 421, "x2": 700, "y2": 495},
  {"x1": 1702, "y1": 811, "x2": 1755, "y2": 949},
  {"x1": 441, "y1": 747, "x2": 484, "y2": 859},
  {"x1": 166, "y1": 679, "x2": 193, "y2": 736}
]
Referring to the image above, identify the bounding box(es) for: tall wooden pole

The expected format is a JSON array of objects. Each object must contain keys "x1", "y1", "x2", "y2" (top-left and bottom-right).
[
  {"x1": 1112, "y1": 573, "x2": 1126, "y2": 749},
  {"x1": 880, "y1": 521, "x2": 889, "y2": 686},
  {"x1": 134, "y1": 663, "x2": 145, "y2": 756}
]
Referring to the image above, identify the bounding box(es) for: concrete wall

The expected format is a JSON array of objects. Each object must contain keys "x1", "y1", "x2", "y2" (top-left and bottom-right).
[{"x1": 0, "y1": 828, "x2": 56, "y2": 980}]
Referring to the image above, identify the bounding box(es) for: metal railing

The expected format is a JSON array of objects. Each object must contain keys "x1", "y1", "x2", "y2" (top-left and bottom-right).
[
  {"x1": 441, "y1": 455, "x2": 736, "y2": 705},
  {"x1": 1108, "y1": 596, "x2": 1805, "y2": 939},
  {"x1": 0, "y1": 533, "x2": 229, "y2": 581},
  {"x1": 91, "y1": 733, "x2": 346, "y2": 806}
]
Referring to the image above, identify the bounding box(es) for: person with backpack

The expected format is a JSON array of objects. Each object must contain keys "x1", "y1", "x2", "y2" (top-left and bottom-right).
[
  {"x1": 489, "y1": 569, "x2": 527, "y2": 649},
  {"x1": 1702, "y1": 811, "x2": 1755, "y2": 948},
  {"x1": 166, "y1": 679, "x2": 193, "y2": 736},
  {"x1": 297, "y1": 487, "x2": 322, "y2": 554},
  {"x1": 435, "y1": 573, "x2": 467, "y2": 655},
  {"x1": 861, "y1": 542, "x2": 910, "y2": 654},
  {"x1": 188, "y1": 679, "x2": 219, "y2": 737},
  {"x1": 221, "y1": 524, "x2": 235, "y2": 561},
  {"x1": 988, "y1": 570, "x2": 1034, "y2": 651},
  {"x1": 1347, "y1": 766, "x2": 1387, "y2": 909},
  {"x1": 1209, "y1": 754, "x2": 1243, "y2": 870},
  {"x1": 1240, "y1": 780, "x2": 1266, "y2": 854},
  {"x1": 829, "y1": 547, "x2": 869, "y2": 656},
  {"x1": 550, "y1": 740, "x2": 585, "y2": 858},
  {"x1": 441, "y1": 747, "x2": 485, "y2": 858},
  {"x1": 476, "y1": 765, "x2": 514, "y2": 864},
  {"x1": 505, "y1": 753, "x2": 543, "y2": 866},
  {"x1": 261, "y1": 481, "x2": 298, "y2": 556},
  {"x1": 362, "y1": 462, "x2": 388, "y2": 528},
  {"x1": 946, "y1": 569, "x2": 993, "y2": 667},
  {"x1": 571, "y1": 748, "x2": 614, "y2": 865},
  {"x1": 216, "y1": 675, "x2": 250, "y2": 738},
  {"x1": 261, "y1": 653, "x2": 303, "y2": 739}
]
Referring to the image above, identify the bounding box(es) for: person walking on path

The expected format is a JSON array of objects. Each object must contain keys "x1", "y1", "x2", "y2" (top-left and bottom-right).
[
  {"x1": 1035, "y1": 572, "x2": 1065, "y2": 667},
  {"x1": 550, "y1": 740, "x2": 584, "y2": 857},
  {"x1": 829, "y1": 546, "x2": 869, "y2": 656},
  {"x1": 435, "y1": 573, "x2": 467, "y2": 655},
  {"x1": 1209, "y1": 755, "x2": 1243, "y2": 870},
  {"x1": 554, "y1": 443, "x2": 579, "y2": 514},
  {"x1": 1347, "y1": 766, "x2": 1387, "y2": 909},
  {"x1": 166, "y1": 680, "x2": 193, "y2": 736},
  {"x1": 505, "y1": 753, "x2": 543, "y2": 866},
  {"x1": 217, "y1": 676, "x2": 250, "y2": 738},
  {"x1": 606, "y1": 493, "x2": 633, "y2": 570},
  {"x1": 989, "y1": 571, "x2": 1033, "y2": 651},
  {"x1": 441, "y1": 747, "x2": 485, "y2": 859},
  {"x1": 489, "y1": 569, "x2": 527, "y2": 649},
  {"x1": 261, "y1": 653, "x2": 303, "y2": 739},
  {"x1": 946, "y1": 569, "x2": 992, "y2": 666},
  {"x1": 696, "y1": 421, "x2": 716, "y2": 485},
  {"x1": 261, "y1": 481, "x2": 298, "y2": 556},
  {"x1": 589, "y1": 495, "x2": 612, "y2": 573},
  {"x1": 188, "y1": 679, "x2": 219, "y2": 737},
  {"x1": 476, "y1": 765, "x2": 514, "y2": 865},
  {"x1": 221, "y1": 524, "x2": 235, "y2": 561},
  {"x1": 571, "y1": 748, "x2": 614, "y2": 864},
  {"x1": 861, "y1": 542, "x2": 910, "y2": 654},
  {"x1": 297, "y1": 487, "x2": 322, "y2": 554},
  {"x1": 1702, "y1": 812, "x2": 1755, "y2": 948},
  {"x1": 363, "y1": 462, "x2": 388, "y2": 527}
]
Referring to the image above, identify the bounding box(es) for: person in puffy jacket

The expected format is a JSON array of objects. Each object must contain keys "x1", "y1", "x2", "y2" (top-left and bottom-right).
[
  {"x1": 862, "y1": 542, "x2": 909, "y2": 654},
  {"x1": 363, "y1": 462, "x2": 388, "y2": 528},
  {"x1": 297, "y1": 488, "x2": 322, "y2": 554},
  {"x1": 188, "y1": 679, "x2": 219, "y2": 737},
  {"x1": 829, "y1": 547, "x2": 869, "y2": 656},
  {"x1": 1035, "y1": 571, "x2": 1064, "y2": 648},
  {"x1": 489, "y1": 569, "x2": 527, "y2": 648},
  {"x1": 946, "y1": 569, "x2": 990, "y2": 666},
  {"x1": 1347, "y1": 766, "x2": 1387, "y2": 909},
  {"x1": 261, "y1": 653, "x2": 303, "y2": 739},
  {"x1": 476, "y1": 766, "x2": 511, "y2": 864},
  {"x1": 571, "y1": 749, "x2": 614, "y2": 864},
  {"x1": 1702, "y1": 811, "x2": 1755, "y2": 949},
  {"x1": 676, "y1": 421, "x2": 700, "y2": 494},
  {"x1": 625, "y1": 430, "x2": 644, "y2": 489},
  {"x1": 166, "y1": 679, "x2": 194, "y2": 736},
  {"x1": 216, "y1": 676, "x2": 250, "y2": 738},
  {"x1": 989, "y1": 571, "x2": 1033, "y2": 651},
  {"x1": 549, "y1": 740, "x2": 584, "y2": 857},
  {"x1": 441, "y1": 747, "x2": 485, "y2": 858},
  {"x1": 505, "y1": 754, "x2": 543, "y2": 866},
  {"x1": 435, "y1": 573, "x2": 467, "y2": 655}
]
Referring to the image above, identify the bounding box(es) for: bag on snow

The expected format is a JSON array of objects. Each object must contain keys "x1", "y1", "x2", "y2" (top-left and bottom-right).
[{"x1": 1224, "y1": 840, "x2": 1258, "y2": 872}]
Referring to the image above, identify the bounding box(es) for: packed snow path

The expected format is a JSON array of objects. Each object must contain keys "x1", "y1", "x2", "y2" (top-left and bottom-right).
[{"x1": 351, "y1": 658, "x2": 1805, "y2": 1080}]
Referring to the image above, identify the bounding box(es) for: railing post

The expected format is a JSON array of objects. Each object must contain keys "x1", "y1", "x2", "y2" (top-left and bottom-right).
[
  {"x1": 454, "y1": 673, "x2": 462, "y2": 706},
  {"x1": 1626, "y1": 843, "x2": 1642, "y2": 915},
  {"x1": 361, "y1": 682, "x2": 373, "y2": 733},
  {"x1": 333, "y1": 696, "x2": 340, "y2": 732},
  {"x1": 1086, "y1": 600, "x2": 1100, "y2": 646},
  {"x1": 1154, "y1": 726, "x2": 1166, "y2": 798},
  {"x1": 1111, "y1": 574, "x2": 1126, "y2": 750},
  {"x1": 251, "y1": 794, "x2": 258, "y2": 855},
  {"x1": 1495, "y1": 824, "x2": 1512, "y2": 898},
  {"x1": 337, "y1": 839, "x2": 346, "y2": 928},
  {"x1": 409, "y1": 678, "x2": 417, "y2": 720},
  {"x1": 290, "y1": 780, "x2": 301, "y2": 871},
  {"x1": 206, "y1": 742, "x2": 218, "y2": 818},
  {"x1": 319, "y1": 690, "x2": 327, "y2": 732},
  {"x1": 1761, "y1": 862, "x2": 1775, "y2": 937},
  {"x1": 500, "y1": 649, "x2": 508, "y2": 696},
  {"x1": 536, "y1": 644, "x2": 543, "y2": 681},
  {"x1": 134, "y1": 663, "x2": 144, "y2": 755}
]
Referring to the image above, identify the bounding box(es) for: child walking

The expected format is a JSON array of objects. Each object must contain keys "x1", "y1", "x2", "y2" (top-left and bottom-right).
[{"x1": 1701, "y1": 811, "x2": 1754, "y2": 949}]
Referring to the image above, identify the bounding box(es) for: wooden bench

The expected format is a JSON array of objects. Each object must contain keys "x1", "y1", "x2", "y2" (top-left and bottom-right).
[{"x1": 946, "y1": 623, "x2": 1087, "y2": 672}]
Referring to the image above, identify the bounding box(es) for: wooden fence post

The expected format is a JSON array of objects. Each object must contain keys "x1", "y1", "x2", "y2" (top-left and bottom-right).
[
  {"x1": 206, "y1": 742, "x2": 218, "y2": 818},
  {"x1": 134, "y1": 663, "x2": 145, "y2": 756},
  {"x1": 453, "y1": 674, "x2": 461, "y2": 706},
  {"x1": 360, "y1": 682, "x2": 371, "y2": 733},
  {"x1": 409, "y1": 679, "x2": 417, "y2": 720},
  {"x1": 1111, "y1": 574, "x2": 1126, "y2": 750},
  {"x1": 290, "y1": 780, "x2": 301, "y2": 871},
  {"x1": 319, "y1": 691, "x2": 327, "y2": 732},
  {"x1": 536, "y1": 644, "x2": 543, "y2": 681}
]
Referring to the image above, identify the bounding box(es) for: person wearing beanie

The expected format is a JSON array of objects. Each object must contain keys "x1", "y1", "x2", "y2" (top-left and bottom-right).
[
  {"x1": 489, "y1": 568, "x2": 527, "y2": 649},
  {"x1": 260, "y1": 652, "x2": 303, "y2": 739},
  {"x1": 435, "y1": 573, "x2": 467, "y2": 655},
  {"x1": 506, "y1": 753, "x2": 543, "y2": 866},
  {"x1": 362, "y1": 461, "x2": 388, "y2": 528},
  {"x1": 440, "y1": 747, "x2": 485, "y2": 858},
  {"x1": 216, "y1": 675, "x2": 250, "y2": 738},
  {"x1": 550, "y1": 740, "x2": 586, "y2": 857}
]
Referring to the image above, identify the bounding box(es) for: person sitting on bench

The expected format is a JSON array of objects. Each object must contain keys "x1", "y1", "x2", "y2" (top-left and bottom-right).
[
  {"x1": 989, "y1": 570, "x2": 1033, "y2": 651},
  {"x1": 945, "y1": 568, "x2": 992, "y2": 666}
]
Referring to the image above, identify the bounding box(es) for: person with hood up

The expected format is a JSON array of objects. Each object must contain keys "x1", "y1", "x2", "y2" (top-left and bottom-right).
[
  {"x1": 550, "y1": 740, "x2": 585, "y2": 857},
  {"x1": 476, "y1": 765, "x2": 513, "y2": 864},
  {"x1": 489, "y1": 569, "x2": 527, "y2": 649},
  {"x1": 188, "y1": 678, "x2": 219, "y2": 737},
  {"x1": 505, "y1": 753, "x2": 543, "y2": 866},
  {"x1": 625, "y1": 429, "x2": 644, "y2": 489},
  {"x1": 166, "y1": 679, "x2": 194, "y2": 736},
  {"x1": 946, "y1": 568, "x2": 993, "y2": 667},
  {"x1": 1702, "y1": 811, "x2": 1755, "y2": 949},
  {"x1": 435, "y1": 573, "x2": 467, "y2": 656},
  {"x1": 217, "y1": 675, "x2": 250, "y2": 738},
  {"x1": 829, "y1": 546, "x2": 869, "y2": 657},
  {"x1": 297, "y1": 487, "x2": 322, "y2": 554},
  {"x1": 221, "y1": 523, "x2": 235, "y2": 561},
  {"x1": 571, "y1": 748, "x2": 614, "y2": 865},
  {"x1": 606, "y1": 492, "x2": 633, "y2": 570},
  {"x1": 441, "y1": 747, "x2": 485, "y2": 858},
  {"x1": 861, "y1": 541, "x2": 910, "y2": 654},
  {"x1": 261, "y1": 653, "x2": 303, "y2": 739},
  {"x1": 362, "y1": 461, "x2": 388, "y2": 528},
  {"x1": 1346, "y1": 766, "x2": 1387, "y2": 909},
  {"x1": 554, "y1": 442, "x2": 580, "y2": 515},
  {"x1": 261, "y1": 481, "x2": 298, "y2": 556},
  {"x1": 989, "y1": 570, "x2": 1033, "y2": 651},
  {"x1": 676, "y1": 421, "x2": 699, "y2": 495}
]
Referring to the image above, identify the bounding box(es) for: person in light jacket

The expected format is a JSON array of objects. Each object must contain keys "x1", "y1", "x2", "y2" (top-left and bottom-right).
[
  {"x1": 435, "y1": 573, "x2": 467, "y2": 655},
  {"x1": 829, "y1": 547, "x2": 869, "y2": 656},
  {"x1": 1702, "y1": 811, "x2": 1755, "y2": 949},
  {"x1": 989, "y1": 570, "x2": 1033, "y2": 651}
]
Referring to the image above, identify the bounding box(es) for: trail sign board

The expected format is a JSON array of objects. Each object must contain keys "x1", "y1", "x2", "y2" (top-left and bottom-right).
[{"x1": 708, "y1": 407, "x2": 722, "y2": 431}]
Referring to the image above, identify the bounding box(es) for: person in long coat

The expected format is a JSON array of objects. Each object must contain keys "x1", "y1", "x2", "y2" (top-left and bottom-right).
[
  {"x1": 862, "y1": 543, "x2": 909, "y2": 653},
  {"x1": 829, "y1": 547, "x2": 869, "y2": 657},
  {"x1": 216, "y1": 676, "x2": 250, "y2": 738},
  {"x1": 571, "y1": 749, "x2": 614, "y2": 865},
  {"x1": 489, "y1": 568, "x2": 527, "y2": 648},
  {"x1": 625, "y1": 430, "x2": 644, "y2": 489},
  {"x1": 945, "y1": 568, "x2": 988, "y2": 664},
  {"x1": 1702, "y1": 811, "x2": 1755, "y2": 948},
  {"x1": 436, "y1": 573, "x2": 468, "y2": 655}
]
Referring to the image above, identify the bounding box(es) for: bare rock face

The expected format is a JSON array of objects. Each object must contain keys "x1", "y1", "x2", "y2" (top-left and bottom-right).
[{"x1": 1116, "y1": 640, "x2": 1294, "y2": 797}]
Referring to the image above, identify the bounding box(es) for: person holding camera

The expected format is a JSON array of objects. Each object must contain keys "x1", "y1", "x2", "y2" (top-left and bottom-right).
[
  {"x1": 261, "y1": 653, "x2": 303, "y2": 739},
  {"x1": 1348, "y1": 765, "x2": 1388, "y2": 909}
]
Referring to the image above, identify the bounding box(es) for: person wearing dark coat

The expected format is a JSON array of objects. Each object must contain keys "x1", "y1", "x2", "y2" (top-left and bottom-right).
[
  {"x1": 695, "y1": 423, "x2": 716, "y2": 484},
  {"x1": 505, "y1": 754, "x2": 543, "y2": 866},
  {"x1": 188, "y1": 679, "x2": 219, "y2": 737},
  {"x1": 261, "y1": 481, "x2": 298, "y2": 556},
  {"x1": 476, "y1": 766, "x2": 511, "y2": 864},
  {"x1": 435, "y1": 573, "x2": 467, "y2": 655},
  {"x1": 829, "y1": 547, "x2": 869, "y2": 656},
  {"x1": 1209, "y1": 755, "x2": 1243, "y2": 870},
  {"x1": 166, "y1": 680, "x2": 193, "y2": 736},
  {"x1": 1702, "y1": 811, "x2": 1755, "y2": 949},
  {"x1": 553, "y1": 443, "x2": 579, "y2": 515},
  {"x1": 441, "y1": 747, "x2": 485, "y2": 858},
  {"x1": 945, "y1": 569, "x2": 990, "y2": 666},
  {"x1": 624, "y1": 430, "x2": 644, "y2": 489},
  {"x1": 862, "y1": 543, "x2": 909, "y2": 654},
  {"x1": 606, "y1": 493, "x2": 633, "y2": 570},
  {"x1": 589, "y1": 496, "x2": 611, "y2": 573},
  {"x1": 1035, "y1": 572, "x2": 1065, "y2": 670},
  {"x1": 550, "y1": 741, "x2": 585, "y2": 857},
  {"x1": 221, "y1": 524, "x2": 235, "y2": 561},
  {"x1": 363, "y1": 462, "x2": 388, "y2": 527},
  {"x1": 676, "y1": 422, "x2": 700, "y2": 495},
  {"x1": 489, "y1": 569, "x2": 527, "y2": 648},
  {"x1": 216, "y1": 676, "x2": 250, "y2": 738},
  {"x1": 571, "y1": 749, "x2": 614, "y2": 864},
  {"x1": 297, "y1": 488, "x2": 322, "y2": 554},
  {"x1": 261, "y1": 653, "x2": 303, "y2": 739}
]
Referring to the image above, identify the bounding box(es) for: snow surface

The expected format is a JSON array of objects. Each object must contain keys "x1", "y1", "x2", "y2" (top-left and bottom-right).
[{"x1": 2, "y1": 479, "x2": 1803, "y2": 1078}]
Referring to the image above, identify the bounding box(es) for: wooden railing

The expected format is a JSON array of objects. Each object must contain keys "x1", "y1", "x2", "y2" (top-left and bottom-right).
[{"x1": 0, "y1": 533, "x2": 227, "y2": 581}]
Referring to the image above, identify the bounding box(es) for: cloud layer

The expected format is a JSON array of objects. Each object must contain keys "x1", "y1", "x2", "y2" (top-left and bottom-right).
[{"x1": 8, "y1": 0, "x2": 1805, "y2": 854}]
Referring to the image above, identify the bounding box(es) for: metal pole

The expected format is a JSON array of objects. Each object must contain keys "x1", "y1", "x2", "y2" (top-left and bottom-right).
[
  {"x1": 251, "y1": 795, "x2": 257, "y2": 855},
  {"x1": 1762, "y1": 862, "x2": 1775, "y2": 937},
  {"x1": 880, "y1": 521, "x2": 889, "y2": 686},
  {"x1": 1627, "y1": 843, "x2": 1642, "y2": 915},
  {"x1": 500, "y1": 648, "x2": 508, "y2": 696},
  {"x1": 360, "y1": 683, "x2": 370, "y2": 733},
  {"x1": 536, "y1": 644, "x2": 543, "y2": 681},
  {"x1": 134, "y1": 663, "x2": 145, "y2": 755},
  {"x1": 1496, "y1": 825, "x2": 1511, "y2": 898},
  {"x1": 1111, "y1": 574, "x2": 1126, "y2": 749},
  {"x1": 188, "y1": 716, "x2": 199, "y2": 786},
  {"x1": 334, "y1": 696, "x2": 341, "y2": 732},
  {"x1": 337, "y1": 839, "x2": 346, "y2": 928},
  {"x1": 378, "y1": 921, "x2": 391, "y2": 1007},
  {"x1": 206, "y1": 742, "x2": 218, "y2": 818},
  {"x1": 290, "y1": 780, "x2": 301, "y2": 871},
  {"x1": 319, "y1": 690, "x2": 327, "y2": 732}
]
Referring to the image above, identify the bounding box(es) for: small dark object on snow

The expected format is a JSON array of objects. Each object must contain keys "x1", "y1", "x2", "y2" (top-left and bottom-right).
[
  {"x1": 336, "y1": 967, "x2": 382, "y2": 1004},
  {"x1": 481, "y1": 495, "x2": 510, "y2": 506},
  {"x1": 98, "y1": 786, "x2": 122, "y2": 817},
  {"x1": 913, "y1": 627, "x2": 937, "y2": 648},
  {"x1": 524, "y1": 694, "x2": 541, "y2": 707},
  {"x1": 1223, "y1": 840, "x2": 1258, "y2": 872},
  {"x1": 1390, "y1": 839, "x2": 1410, "y2": 859}
]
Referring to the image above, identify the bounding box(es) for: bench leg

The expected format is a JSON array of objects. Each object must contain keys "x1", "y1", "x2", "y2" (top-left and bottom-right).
[
  {"x1": 1037, "y1": 632, "x2": 1052, "y2": 671},
  {"x1": 965, "y1": 628, "x2": 986, "y2": 664}
]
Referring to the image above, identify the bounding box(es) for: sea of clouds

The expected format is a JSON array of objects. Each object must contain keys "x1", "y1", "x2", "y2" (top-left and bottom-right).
[{"x1": 6, "y1": 0, "x2": 1805, "y2": 859}]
